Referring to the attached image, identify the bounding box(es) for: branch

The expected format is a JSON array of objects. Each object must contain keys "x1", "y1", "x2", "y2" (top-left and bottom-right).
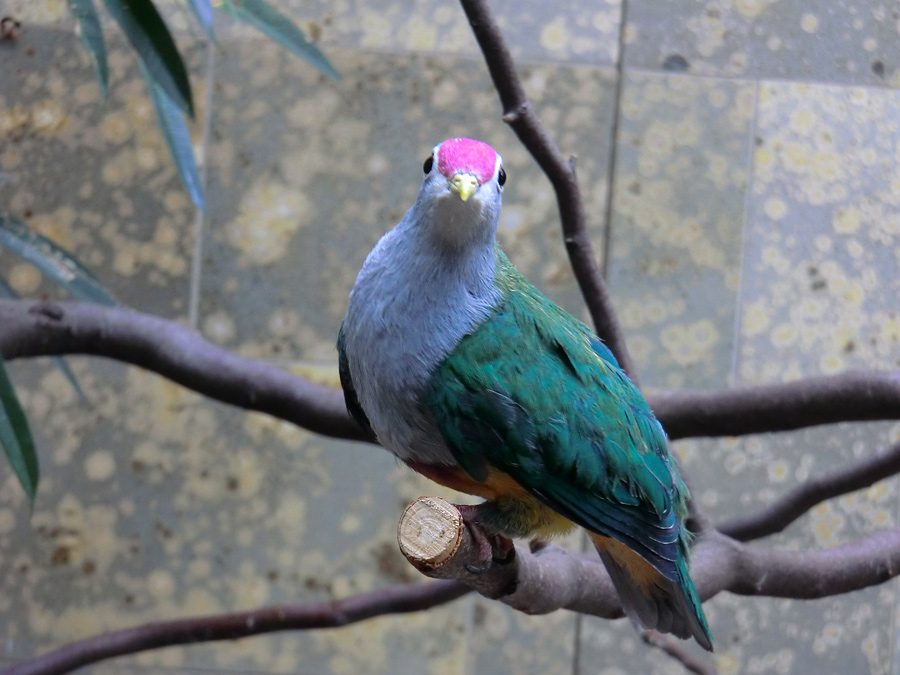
[
  {"x1": 650, "y1": 370, "x2": 900, "y2": 440},
  {"x1": 0, "y1": 581, "x2": 470, "y2": 675},
  {"x1": 458, "y1": 0, "x2": 637, "y2": 380},
  {"x1": 0, "y1": 300, "x2": 371, "y2": 443},
  {"x1": 642, "y1": 631, "x2": 717, "y2": 675},
  {"x1": 718, "y1": 440, "x2": 900, "y2": 541},
  {"x1": 3, "y1": 301, "x2": 897, "y2": 444},
  {"x1": 398, "y1": 499, "x2": 900, "y2": 617}
]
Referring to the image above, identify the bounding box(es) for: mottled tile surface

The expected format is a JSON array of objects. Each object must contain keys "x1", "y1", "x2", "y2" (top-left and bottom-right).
[
  {"x1": 741, "y1": 82, "x2": 900, "y2": 380},
  {"x1": 625, "y1": 0, "x2": 900, "y2": 86},
  {"x1": 215, "y1": 0, "x2": 622, "y2": 66},
  {"x1": 0, "y1": 358, "x2": 470, "y2": 673},
  {"x1": 0, "y1": 26, "x2": 203, "y2": 318},
  {"x1": 3, "y1": 0, "x2": 900, "y2": 673},
  {"x1": 199, "y1": 44, "x2": 616, "y2": 360},
  {"x1": 720, "y1": 79, "x2": 900, "y2": 675},
  {"x1": 607, "y1": 70, "x2": 755, "y2": 389}
]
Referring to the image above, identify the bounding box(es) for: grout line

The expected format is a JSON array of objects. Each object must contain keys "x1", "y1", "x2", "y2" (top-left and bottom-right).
[
  {"x1": 727, "y1": 78, "x2": 762, "y2": 390},
  {"x1": 188, "y1": 39, "x2": 217, "y2": 332},
  {"x1": 596, "y1": 0, "x2": 630, "y2": 285},
  {"x1": 574, "y1": 6, "x2": 632, "y2": 673}
]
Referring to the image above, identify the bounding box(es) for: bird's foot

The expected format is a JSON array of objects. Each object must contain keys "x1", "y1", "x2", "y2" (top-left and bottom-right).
[{"x1": 454, "y1": 504, "x2": 515, "y2": 574}]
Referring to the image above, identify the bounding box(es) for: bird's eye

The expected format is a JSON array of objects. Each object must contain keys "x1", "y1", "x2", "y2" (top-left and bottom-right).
[
  {"x1": 498, "y1": 167, "x2": 507, "y2": 186},
  {"x1": 423, "y1": 156, "x2": 434, "y2": 174}
]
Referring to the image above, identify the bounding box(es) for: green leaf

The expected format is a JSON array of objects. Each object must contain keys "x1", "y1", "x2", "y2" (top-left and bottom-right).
[
  {"x1": 0, "y1": 215, "x2": 119, "y2": 306},
  {"x1": 67, "y1": 0, "x2": 109, "y2": 98},
  {"x1": 0, "y1": 354, "x2": 39, "y2": 505},
  {"x1": 0, "y1": 277, "x2": 89, "y2": 404},
  {"x1": 187, "y1": 0, "x2": 215, "y2": 41},
  {"x1": 225, "y1": 0, "x2": 340, "y2": 82},
  {"x1": 141, "y1": 64, "x2": 205, "y2": 212},
  {"x1": 103, "y1": 0, "x2": 195, "y2": 117}
]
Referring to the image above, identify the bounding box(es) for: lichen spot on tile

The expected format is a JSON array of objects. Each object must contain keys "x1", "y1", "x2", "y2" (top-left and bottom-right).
[
  {"x1": 800, "y1": 13, "x2": 819, "y2": 34},
  {"x1": 540, "y1": 17, "x2": 569, "y2": 52},
  {"x1": 226, "y1": 179, "x2": 315, "y2": 266},
  {"x1": 85, "y1": 451, "x2": 116, "y2": 481}
]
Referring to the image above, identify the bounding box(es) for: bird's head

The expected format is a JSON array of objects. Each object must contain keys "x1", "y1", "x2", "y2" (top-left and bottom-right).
[{"x1": 413, "y1": 138, "x2": 505, "y2": 250}]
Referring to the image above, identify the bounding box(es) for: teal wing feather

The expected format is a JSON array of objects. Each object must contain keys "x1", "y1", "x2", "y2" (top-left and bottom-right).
[{"x1": 426, "y1": 250, "x2": 689, "y2": 578}]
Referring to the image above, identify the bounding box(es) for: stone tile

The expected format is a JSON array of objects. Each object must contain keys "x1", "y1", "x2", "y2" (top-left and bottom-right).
[
  {"x1": 214, "y1": 0, "x2": 622, "y2": 67},
  {"x1": 740, "y1": 81, "x2": 900, "y2": 381},
  {"x1": 469, "y1": 602, "x2": 577, "y2": 675},
  {"x1": 624, "y1": 0, "x2": 900, "y2": 87},
  {"x1": 0, "y1": 26, "x2": 204, "y2": 319},
  {"x1": 199, "y1": 43, "x2": 617, "y2": 361},
  {"x1": 606, "y1": 70, "x2": 756, "y2": 389},
  {"x1": 0, "y1": 357, "x2": 470, "y2": 673}
]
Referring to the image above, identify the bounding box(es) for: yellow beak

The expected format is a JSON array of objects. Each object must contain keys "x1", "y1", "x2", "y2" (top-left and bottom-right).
[{"x1": 449, "y1": 173, "x2": 479, "y2": 202}]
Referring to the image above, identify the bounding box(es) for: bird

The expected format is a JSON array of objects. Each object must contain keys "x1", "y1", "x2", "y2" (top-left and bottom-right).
[{"x1": 337, "y1": 137, "x2": 713, "y2": 650}]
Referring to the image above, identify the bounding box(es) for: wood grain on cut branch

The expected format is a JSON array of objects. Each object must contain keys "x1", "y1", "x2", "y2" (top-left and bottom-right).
[
  {"x1": 718, "y1": 440, "x2": 900, "y2": 541},
  {"x1": 458, "y1": 0, "x2": 637, "y2": 380},
  {"x1": 397, "y1": 497, "x2": 621, "y2": 616},
  {"x1": 398, "y1": 498, "x2": 900, "y2": 619},
  {"x1": 0, "y1": 581, "x2": 470, "y2": 675},
  {"x1": 0, "y1": 299, "x2": 370, "y2": 443}
]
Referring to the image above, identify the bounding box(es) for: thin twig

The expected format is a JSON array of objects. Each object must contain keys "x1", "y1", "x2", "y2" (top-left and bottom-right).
[
  {"x1": 458, "y1": 0, "x2": 638, "y2": 381},
  {"x1": 0, "y1": 581, "x2": 470, "y2": 675},
  {"x1": 719, "y1": 440, "x2": 900, "y2": 541}
]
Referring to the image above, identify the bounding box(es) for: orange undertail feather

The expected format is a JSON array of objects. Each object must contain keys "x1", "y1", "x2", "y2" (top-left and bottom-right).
[{"x1": 590, "y1": 532, "x2": 712, "y2": 650}]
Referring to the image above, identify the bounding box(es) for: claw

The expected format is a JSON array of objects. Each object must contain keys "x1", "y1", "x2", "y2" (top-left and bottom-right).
[{"x1": 454, "y1": 503, "x2": 516, "y2": 572}]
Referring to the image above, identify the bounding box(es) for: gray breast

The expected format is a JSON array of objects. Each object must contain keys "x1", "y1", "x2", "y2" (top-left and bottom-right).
[{"x1": 341, "y1": 222, "x2": 499, "y2": 466}]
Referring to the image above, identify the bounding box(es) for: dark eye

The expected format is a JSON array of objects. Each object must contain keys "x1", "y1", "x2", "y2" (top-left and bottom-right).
[
  {"x1": 498, "y1": 167, "x2": 506, "y2": 186},
  {"x1": 423, "y1": 156, "x2": 434, "y2": 174}
]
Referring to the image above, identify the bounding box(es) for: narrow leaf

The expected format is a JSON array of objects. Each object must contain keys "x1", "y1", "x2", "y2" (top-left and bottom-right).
[
  {"x1": 0, "y1": 277, "x2": 89, "y2": 404},
  {"x1": 187, "y1": 0, "x2": 215, "y2": 41},
  {"x1": 225, "y1": 0, "x2": 340, "y2": 82},
  {"x1": 103, "y1": 0, "x2": 195, "y2": 116},
  {"x1": 141, "y1": 64, "x2": 205, "y2": 211},
  {"x1": 67, "y1": 0, "x2": 110, "y2": 98},
  {"x1": 0, "y1": 354, "x2": 39, "y2": 504},
  {"x1": 0, "y1": 215, "x2": 119, "y2": 306}
]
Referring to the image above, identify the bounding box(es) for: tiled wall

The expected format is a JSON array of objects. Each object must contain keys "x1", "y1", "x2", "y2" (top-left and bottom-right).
[{"x1": 1, "y1": 0, "x2": 899, "y2": 673}]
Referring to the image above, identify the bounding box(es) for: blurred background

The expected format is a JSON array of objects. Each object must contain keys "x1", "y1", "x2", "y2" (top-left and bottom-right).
[{"x1": 1, "y1": 0, "x2": 900, "y2": 672}]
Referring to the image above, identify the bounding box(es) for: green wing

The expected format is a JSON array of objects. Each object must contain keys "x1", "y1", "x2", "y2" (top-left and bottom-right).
[{"x1": 425, "y1": 252, "x2": 690, "y2": 580}]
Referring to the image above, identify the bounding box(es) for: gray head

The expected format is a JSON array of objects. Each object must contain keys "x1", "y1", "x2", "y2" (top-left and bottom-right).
[{"x1": 408, "y1": 137, "x2": 506, "y2": 252}]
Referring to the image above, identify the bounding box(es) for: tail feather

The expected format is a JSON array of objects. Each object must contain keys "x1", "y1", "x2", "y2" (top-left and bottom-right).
[{"x1": 592, "y1": 534, "x2": 713, "y2": 651}]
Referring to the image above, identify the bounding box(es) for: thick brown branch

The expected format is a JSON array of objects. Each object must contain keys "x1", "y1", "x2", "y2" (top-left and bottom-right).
[
  {"x1": 651, "y1": 371, "x2": 900, "y2": 439},
  {"x1": 2, "y1": 301, "x2": 897, "y2": 443},
  {"x1": 718, "y1": 440, "x2": 900, "y2": 541},
  {"x1": 0, "y1": 300, "x2": 371, "y2": 443},
  {"x1": 0, "y1": 581, "x2": 470, "y2": 675},
  {"x1": 399, "y1": 500, "x2": 900, "y2": 618},
  {"x1": 458, "y1": 0, "x2": 637, "y2": 380}
]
